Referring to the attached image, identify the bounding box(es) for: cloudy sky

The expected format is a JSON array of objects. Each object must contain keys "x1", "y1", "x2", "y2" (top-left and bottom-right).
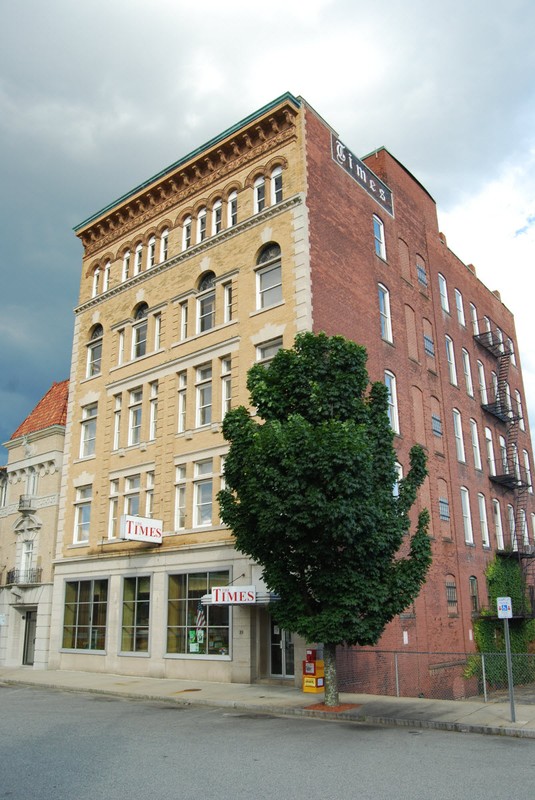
[{"x1": 1, "y1": 0, "x2": 535, "y2": 461}]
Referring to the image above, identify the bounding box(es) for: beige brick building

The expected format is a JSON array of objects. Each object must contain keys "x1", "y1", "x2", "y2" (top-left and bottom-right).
[
  {"x1": 0, "y1": 381, "x2": 68, "y2": 668},
  {"x1": 48, "y1": 93, "x2": 535, "y2": 688}
]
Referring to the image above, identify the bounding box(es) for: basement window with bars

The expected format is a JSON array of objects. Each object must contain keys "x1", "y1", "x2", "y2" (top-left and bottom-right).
[
  {"x1": 445, "y1": 577, "x2": 458, "y2": 615},
  {"x1": 439, "y1": 498, "x2": 450, "y2": 521},
  {"x1": 431, "y1": 414, "x2": 443, "y2": 437}
]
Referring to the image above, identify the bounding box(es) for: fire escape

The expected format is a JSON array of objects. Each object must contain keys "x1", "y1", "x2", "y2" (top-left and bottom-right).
[{"x1": 474, "y1": 319, "x2": 535, "y2": 615}]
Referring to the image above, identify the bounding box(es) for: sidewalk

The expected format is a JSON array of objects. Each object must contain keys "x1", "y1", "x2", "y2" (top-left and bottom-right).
[{"x1": 1, "y1": 665, "x2": 535, "y2": 739}]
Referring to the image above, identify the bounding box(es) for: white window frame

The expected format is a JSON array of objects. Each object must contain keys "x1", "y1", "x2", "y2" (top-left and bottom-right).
[
  {"x1": 196, "y1": 364, "x2": 212, "y2": 427},
  {"x1": 515, "y1": 390, "x2": 525, "y2": 431},
  {"x1": 128, "y1": 388, "x2": 143, "y2": 446},
  {"x1": 523, "y1": 449, "x2": 533, "y2": 493},
  {"x1": 470, "y1": 419, "x2": 482, "y2": 470},
  {"x1": 227, "y1": 191, "x2": 237, "y2": 227},
  {"x1": 484, "y1": 427, "x2": 496, "y2": 476},
  {"x1": 177, "y1": 372, "x2": 187, "y2": 433},
  {"x1": 445, "y1": 336, "x2": 458, "y2": 385},
  {"x1": 493, "y1": 499, "x2": 505, "y2": 550},
  {"x1": 86, "y1": 327, "x2": 103, "y2": 378},
  {"x1": 221, "y1": 357, "x2": 232, "y2": 417},
  {"x1": 257, "y1": 338, "x2": 283, "y2": 366},
  {"x1": 103, "y1": 261, "x2": 111, "y2": 292},
  {"x1": 108, "y1": 480, "x2": 119, "y2": 539},
  {"x1": 182, "y1": 216, "x2": 192, "y2": 250},
  {"x1": 148, "y1": 236, "x2": 156, "y2": 268},
  {"x1": 197, "y1": 207, "x2": 207, "y2": 243},
  {"x1": 477, "y1": 360, "x2": 488, "y2": 404},
  {"x1": 478, "y1": 493, "x2": 490, "y2": 547},
  {"x1": 271, "y1": 166, "x2": 283, "y2": 204},
  {"x1": 454, "y1": 288, "x2": 465, "y2": 325},
  {"x1": 124, "y1": 474, "x2": 141, "y2": 517},
  {"x1": 384, "y1": 370, "x2": 399, "y2": 434},
  {"x1": 80, "y1": 404, "x2": 98, "y2": 458},
  {"x1": 257, "y1": 262, "x2": 282, "y2": 310},
  {"x1": 194, "y1": 460, "x2": 213, "y2": 527},
  {"x1": 149, "y1": 382, "x2": 158, "y2": 441},
  {"x1": 212, "y1": 200, "x2": 223, "y2": 236},
  {"x1": 122, "y1": 250, "x2": 130, "y2": 282},
  {"x1": 224, "y1": 282, "x2": 233, "y2": 323},
  {"x1": 461, "y1": 349, "x2": 474, "y2": 396},
  {"x1": 438, "y1": 273, "x2": 449, "y2": 312},
  {"x1": 254, "y1": 176, "x2": 266, "y2": 213},
  {"x1": 452, "y1": 409, "x2": 465, "y2": 462},
  {"x1": 134, "y1": 243, "x2": 143, "y2": 275},
  {"x1": 91, "y1": 268, "x2": 100, "y2": 298},
  {"x1": 74, "y1": 485, "x2": 92, "y2": 543},
  {"x1": 373, "y1": 215, "x2": 386, "y2": 259},
  {"x1": 160, "y1": 229, "x2": 169, "y2": 263},
  {"x1": 470, "y1": 302, "x2": 479, "y2": 335},
  {"x1": 175, "y1": 465, "x2": 186, "y2": 530},
  {"x1": 113, "y1": 395, "x2": 122, "y2": 451},
  {"x1": 378, "y1": 283, "x2": 393, "y2": 343},
  {"x1": 460, "y1": 486, "x2": 474, "y2": 545}
]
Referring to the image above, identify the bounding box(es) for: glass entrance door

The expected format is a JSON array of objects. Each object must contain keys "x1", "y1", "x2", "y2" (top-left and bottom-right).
[{"x1": 270, "y1": 619, "x2": 294, "y2": 677}]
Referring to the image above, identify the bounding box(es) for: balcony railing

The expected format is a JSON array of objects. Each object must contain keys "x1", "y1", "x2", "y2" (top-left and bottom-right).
[{"x1": 5, "y1": 568, "x2": 42, "y2": 585}]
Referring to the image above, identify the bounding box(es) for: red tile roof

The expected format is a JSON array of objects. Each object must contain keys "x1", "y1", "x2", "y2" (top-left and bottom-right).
[{"x1": 11, "y1": 380, "x2": 69, "y2": 440}]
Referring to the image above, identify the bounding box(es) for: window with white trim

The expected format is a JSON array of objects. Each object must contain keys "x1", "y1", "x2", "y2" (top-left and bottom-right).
[
  {"x1": 148, "y1": 236, "x2": 156, "y2": 268},
  {"x1": 393, "y1": 462, "x2": 403, "y2": 498},
  {"x1": 484, "y1": 427, "x2": 496, "y2": 476},
  {"x1": 493, "y1": 499, "x2": 505, "y2": 550},
  {"x1": 508, "y1": 504, "x2": 517, "y2": 550},
  {"x1": 508, "y1": 338, "x2": 517, "y2": 366},
  {"x1": 470, "y1": 302, "x2": 479, "y2": 335},
  {"x1": 445, "y1": 336, "x2": 458, "y2": 385},
  {"x1": 515, "y1": 390, "x2": 525, "y2": 431},
  {"x1": 254, "y1": 176, "x2": 265, "y2": 213},
  {"x1": 227, "y1": 191, "x2": 237, "y2": 227},
  {"x1": 113, "y1": 395, "x2": 121, "y2": 450},
  {"x1": 177, "y1": 372, "x2": 187, "y2": 433},
  {"x1": 197, "y1": 273, "x2": 216, "y2": 333},
  {"x1": 478, "y1": 493, "x2": 490, "y2": 547},
  {"x1": 102, "y1": 261, "x2": 111, "y2": 292},
  {"x1": 477, "y1": 360, "x2": 488, "y2": 404},
  {"x1": 194, "y1": 459, "x2": 213, "y2": 526},
  {"x1": 124, "y1": 474, "x2": 141, "y2": 516},
  {"x1": 128, "y1": 387, "x2": 143, "y2": 446},
  {"x1": 461, "y1": 349, "x2": 474, "y2": 396},
  {"x1": 80, "y1": 403, "x2": 97, "y2": 458},
  {"x1": 384, "y1": 370, "x2": 399, "y2": 434},
  {"x1": 257, "y1": 338, "x2": 282, "y2": 366},
  {"x1": 378, "y1": 283, "x2": 393, "y2": 342},
  {"x1": 256, "y1": 244, "x2": 282, "y2": 309},
  {"x1": 452, "y1": 409, "x2": 465, "y2": 462},
  {"x1": 117, "y1": 329, "x2": 125, "y2": 366},
  {"x1": 498, "y1": 435, "x2": 508, "y2": 475},
  {"x1": 74, "y1": 485, "x2": 92, "y2": 543},
  {"x1": 460, "y1": 486, "x2": 474, "y2": 544},
  {"x1": 132, "y1": 304, "x2": 148, "y2": 359},
  {"x1": 86, "y1": 324, "x2": 103, "y2": 378},
  {"x1": 91, "y1": 267, "x2": 100, "y2": 298},
  {"x1": 149, "y1": 382, "x2": 158, "y2": 440},
  {"x1": 182, "y1": 216, "x2": 192, "y2": 250},
  {"x1": 271, "y1": 166, "x2": 283, "y2": 204},
  {"x1": 523, "y1": 449, "x2": 533, "y2": 493},
  {"x1": 160, "y1": 229, "x2": 169, "y2": 262},
  {"x1": 373, "y1": 215, "x2": 386, "y2": 259},
  {"x1": 454, "y1": 288, "x2": 465, "y2": 325},
  {"x1": 438, "y1": 273, "x2": 449, "y2": 312},
  {"x1": 180, "y1": 301, "x2": 189, "y2": 340},
  {"x1": 212, "y1": 200, "x2": 222, "y2": 235},
  {"x1": 221, "y1": 357, "x2": 232, "y2": 417},
  {"x1": 470, "y1": 419, "x2": 482, "y2": 470},
  {"x1": 197, "y1": 207, "x2": 207, "y2": 243},
  {"x1": 224, "y1": 282, "x2": 233, "y2": 323},
  {"x1": 122, "y1": 250, "x2": 130, "y2": 281},
  {"x1": 175, "y1": 465, "x2": 186, "y2": 530},
  {"x1": 196, "y1": 364, "x2": 212, "y2": 427},
  {"x1": 134, "y1": 243, "x2": 143, "y2": 275},
  {"x1": 145, "y1": 471, "x2": 154, "y2": 517},
  {"x1": 108, "y1": 479, "x2": 119, "y2": 539}
]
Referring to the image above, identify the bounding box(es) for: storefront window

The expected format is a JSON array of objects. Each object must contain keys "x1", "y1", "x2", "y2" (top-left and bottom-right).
[
  {"x1": 62, "y1": 579, "x2": 108, "y2": 650},
  {"x1": 167, "y1": 571, "x2": 230, "y2": 656}
]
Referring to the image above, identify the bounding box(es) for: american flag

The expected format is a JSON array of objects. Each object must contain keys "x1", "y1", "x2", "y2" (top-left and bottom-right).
[{"x1": 196, "y1": 600, "x2": 206, "y2": 630}]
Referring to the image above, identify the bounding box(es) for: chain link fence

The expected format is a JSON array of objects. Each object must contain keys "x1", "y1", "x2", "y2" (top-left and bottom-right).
[{"x1": 336, "y1": 648, "x2": 535, "y2": 702}]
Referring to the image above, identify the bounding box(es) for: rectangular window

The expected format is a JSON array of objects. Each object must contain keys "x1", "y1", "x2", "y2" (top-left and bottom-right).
[
  {"x1": 194, "y1": 460, "x2": 213, "y2": 526},
  {"x1": 122, "y1": 251, "x2": 130, "y2": 281},
  {"x1": 160, "y1": 230, "x2": 169, "y2": 262},
  {"x1": 154, "y1": 313, "x2": 162, "y2": 350},
  {"x1": 485, "y1": 427, "x2": 496, "y2": 476},
  {"x1": 183, "y1": 217, "x2": 192, "y2": 250},
  {"x1": 198, "y1": 292, "x2": 215, "y2": 332},
  {"x1": 121, "y1": 576, "x2": 150, "y2": 653},
  {"x1": 439, "y1": 497, "x2": 450, "y2": 520},
  {"x1": 149, "y1": 382, "x2": 158, "y2": 440},
  {"x1": 196, "y1": 365, "x2": 212, "y2": 427},
  {"x1": 257, "y1": 338, "x2": 282, "y2": 366},
  {"x1": 124, "y1": 474, "x2": 141, "y2": 516},
  {"x1": 254, "y1": 177, "x2": 266, "y2": 213},
  {"x1": 177, "y1": 372, "x2": 187, "y2": 433},
  {"x1": 80, "y1": 404, "x2": 97, "y2": 458},
  {"x1": 227, "y1": 192, "x2": 238, "y2": 227},
  {"x1": 62, "y1": 578, "x2": 108, "y2": 650},
  {"x1": 378, "y1": 284, "x2": 393, "y2": 342},
  {"x1": 212, "y1": 201, "x2": 222, "y2": 235},
  {"x1": 416, "y1": 261, "x2": 428, "y2": 287},
  {"x1": 477, "y1": 360, "x2": 488, "y2": 404},
  {"x1": 493, "y1": 499, "x2": 505, "y2": 550},
  {"x1": 167, "y1": 570, "x2": 230, "y2": 656},
  {"x1": 74, "y1": 485, "x2": 92, "y2": 543},
  {"x1": 224, "y1": 283, "x2": 233, "y2": 323},
  {"x1": 452, "y1": 409, "x2": 465, "y2": 462},
  {"x1": 462, "y1": 349, "x2": 474, "y2": 397},
  {"x1": 128, "y1": 388, "x2": 143, "y2": 446},
  {"x1": 175, "y1": 465, "x2": 186, "y2": 530},
  {"x1": 87, "y1": 338, "x2": 102, "y2": 378},
  {"x1": 148, "y1": 237, "x2": 156, "y2": 268},
  {"x1": 117, "y1": 329, "x2": 125, "y2": 366},
  {"x1": 257, "y1": 263, "x2": 282, "y2": 309},
  {"x1": 446, "y1": 579, "x2": 458, "y2": 614},
  {"x1": 445, "y1": 336, "x2": 458, "y2": 385},
  {"x1": 373, "y1": 215, "x2": 386, "y2": 259},
  {"x1": 455, "y1": 289, "x2": 465, "y2": 326},
  {"x1": 180, "y1": 301, "x2": 189, "y2": 340},
  {"x1": 271, "y1": 167, "x2": 283, "y2": 204},
  {"x1": 478, "y1": 493, "x2": 490, "y2": 547},
  {"x1": 470, "y1": 419, "x2": 482, "y2": 470},
  {"x1": 134, "y1": 245, "x2": 143, "y2": 275},
  {"x1": 145, "y1": 471, "x2": 154, "y2": 517},
  {"x1": 385, "y1": 371, "x2": 399, "y2": 434},
  {"x1": 221, "y1": 357, "x2": 232, "y2": 417},
  {"x1": 423, "y1": 334, "x2": 435, "y2": 357},
  {"x1": 438, "y1": 273, "x2": 450, "y2": 312},
  {"x1": 132, "y1": 319, "x2": 148, "y2": 359},
  {"x1": 431, "y1": 413, "x2": 443, "y2": 437},
  {"x1": 469, "y1": 577, "x2": 479, "y2": 614},
  {"x1": 108, "y1": 480, "x2": 119, "y2": 539},
  {"x1": 470, "y1": 302, "x2": 479, "y2": 335},
  {"x1": 460, "y1": 487, "x2": 474, "y2": 544},
  {"x1": 113, "y1": 395, "x2": 122, "y2": 450},
  {"x1": 197, "y1": 208, "x2": 207, "y2": 243}
]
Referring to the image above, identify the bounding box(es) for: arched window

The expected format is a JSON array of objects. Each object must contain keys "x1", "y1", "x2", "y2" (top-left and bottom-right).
[
  {"x1": 445, "y1": 575, "x2": 458, "y2": 614},
  {"x1": 384, "y1": 370, "x2": 399, "y2": 433},
  {"x1": 86, "y1": 324, "x2": 103, "y2": 378},
  {"x1": 256, "y1": 244, "x2": 282, "y2": 309},
  {"x1": 469, "y1": 577, "x2": 479, "y2": 613},
  {"x1": 373, "y1": 215, "x2": 386, "y2": 259},
  {"x1": 132, "y1": 303, "x2": 148, "y2": 359},
  {"x1": 254, "y1": 176, "x2": 266, "y2": 213},
  {"x1": 134, "y1": 243, "x2": 143, "y2": 275},
  {"x1": 197, "y1": 207, "x2": 207, "y2": 243},
  {"x1": 378, "y1": 284, "x2": 392, "y2": 342},
  {"x1": 212, "y1": 200, "x2": 223, "y2": 235},
  {"x1": 197, "y1": 272, "x2": 216, "y2": 333},
  {"x1": 160, "y1": 229, "x2": 169, "y2": 263},
  {"x1": 182, "y1": 216, "x2": 192, "y2": 250},
  {"x1": 103, "y1": 261, "x2": 111, "y2": 292},
  {"x1": 227, "y1": 191, "x2": 238, "y2": 227},
  {"x1": 148, "y1": 236, "x2": 156, "y2": 268},
  {"x1": 91, "y1": 267, "x2": 100, "y2": 298},
  {"x1": 122, "y1": 250, "x2": 131, "y2": 282},
  {"x1": 271, "y1": 166, "x2": 283, "y2": 204}
]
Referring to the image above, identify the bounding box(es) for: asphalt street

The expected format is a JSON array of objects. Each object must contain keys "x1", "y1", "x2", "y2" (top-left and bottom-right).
[{"x1": 1, "y1": 684, "x2": 534, "y2": 800}]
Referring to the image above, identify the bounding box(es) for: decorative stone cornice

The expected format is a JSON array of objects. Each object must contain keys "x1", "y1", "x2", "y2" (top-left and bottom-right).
[{"x1": 79, "y1": 104, "x2": 299, "y2": 258}]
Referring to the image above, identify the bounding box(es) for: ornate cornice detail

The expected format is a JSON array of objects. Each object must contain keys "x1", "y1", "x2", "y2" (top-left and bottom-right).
[
  {"x1": 75, "y1": 195, "x2": 303, "y2": 315},
  {"x1": 79, "y1": 108, "x2": 298, "y2": 258}
]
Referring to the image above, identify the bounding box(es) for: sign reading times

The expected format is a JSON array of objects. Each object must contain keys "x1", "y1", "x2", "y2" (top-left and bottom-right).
[
  {"x1": 331, "y1": 133, "x2": 394, "y2": 217},
  {"x1": 211, "y1": 586, "x2": 256, "y2": 604},
  {"x1": 121, "y1": 515, "x2": 163, "y2": 544}
]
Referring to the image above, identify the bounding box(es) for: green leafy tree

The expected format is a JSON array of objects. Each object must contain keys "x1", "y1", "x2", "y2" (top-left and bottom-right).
[{"x1": 219, "y1": 332, "x2": 431, "y2": 705}]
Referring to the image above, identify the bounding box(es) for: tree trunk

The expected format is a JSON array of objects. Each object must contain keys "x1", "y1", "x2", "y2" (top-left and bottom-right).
[{"x1": 323, "y1": 642, "x2": 339, "y2": 706}]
